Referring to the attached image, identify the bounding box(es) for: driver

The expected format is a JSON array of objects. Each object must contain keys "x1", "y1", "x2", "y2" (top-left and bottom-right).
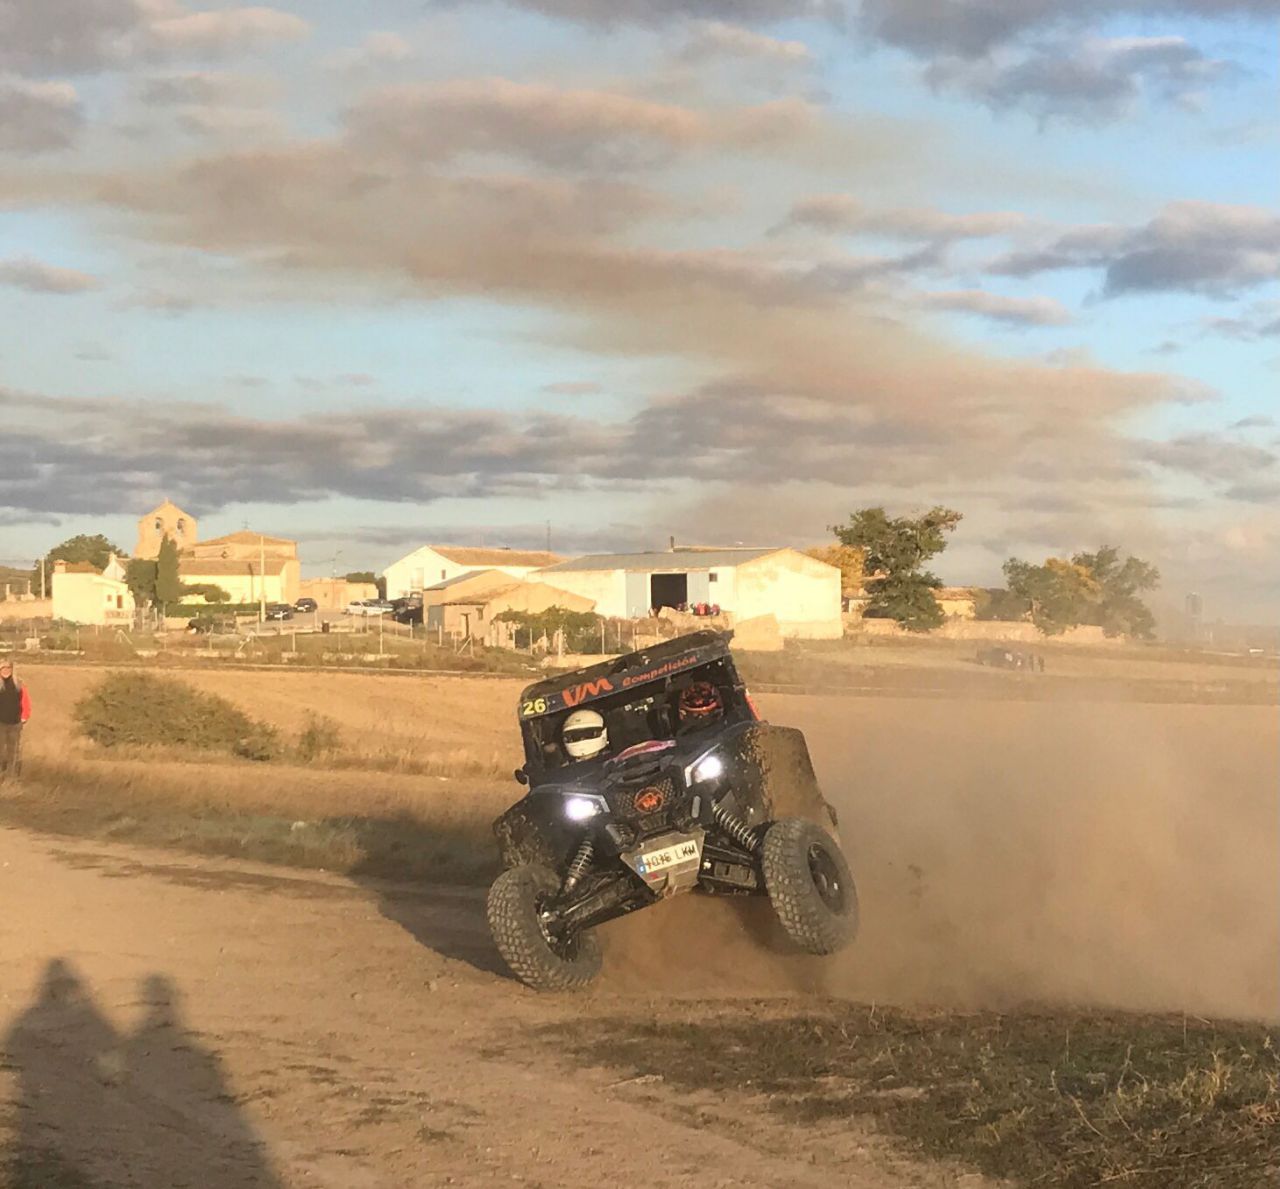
[
  {"x1": 562, "y1": 709, "x2": 608, "y2": 761},
  {"x1": 676, "y1": 681, "x2": 723, "y2": 730}
]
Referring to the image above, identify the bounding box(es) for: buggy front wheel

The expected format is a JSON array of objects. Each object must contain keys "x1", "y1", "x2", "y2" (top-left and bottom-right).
[
  {"x1": 761, "y1": 818, "x2": 859, "y2": 955},
  {"x1": 486, "y1": 864, "x2": 602, "y2": 992}
]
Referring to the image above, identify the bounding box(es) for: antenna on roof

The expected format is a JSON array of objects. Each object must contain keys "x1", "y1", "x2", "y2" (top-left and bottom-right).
[
  {"x1": 546, "y1": 520, "x2": 551, "y2": 553},
  {"x1": 669, "y1": 535, "x2": 676, "y2": 552}
]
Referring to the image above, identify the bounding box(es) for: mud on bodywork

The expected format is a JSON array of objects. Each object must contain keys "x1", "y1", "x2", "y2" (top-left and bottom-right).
[{"x1": 716, "y1": 724, "x2": 840, "y2": 840}]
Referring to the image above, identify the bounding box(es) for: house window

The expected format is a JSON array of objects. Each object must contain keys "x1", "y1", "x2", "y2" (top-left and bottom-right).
[
  {"x1": 116, "y1": 595, "x2": 123, "y2": 609},
  {"x1": 154, "y1": 517, "x2": 162, "y2": 530},
  {"x1": 441, "y1": 569, "x2": 447, "y2": 580},
  {"x1": 105, "y1": 592, "x2": 113, "y2": 605},
  {"x1": 176, "y1": 518, "x2": 186, "y2": 535},
  {"x1": 709, "y1": 572, "x2": 718, "y2": 583}
]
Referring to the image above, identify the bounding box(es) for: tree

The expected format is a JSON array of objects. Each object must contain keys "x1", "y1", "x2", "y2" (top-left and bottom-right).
[
  {"x1": 1072, "y1": 546, "x2": 1160, "y2": 638},
  {"x1": 1003, "y1": 557, "x2": 1100, "y2": 636},
  {"x1": 972, "y1": 587, "x2": 1031, "y2": 622},
  {"x1": 1003, "y1": 546, "x2": 1159, "y2": 638},
  {"x1": 154, "y1": 536, "x2": 183, "y2": 612},
  {"x1": 33, "y1": 534, "x2": 123, "y2": 591},
  {"x1": 125, "y1": 558, "x2": 158, "y2": 608},
  {"x1": 831, "y1": 506, "x2": 962, "y2": 631},
  {"x1": 803, "y1": 544, "x2": 866, "y2": 598},
  {"x1": 344, "y1": 572, "x2": 375, "y2": 583}
]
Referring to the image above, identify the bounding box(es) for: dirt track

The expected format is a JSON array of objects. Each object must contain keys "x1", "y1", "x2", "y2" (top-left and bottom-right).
[
  {"x1": 0, "y1": 827, "x2": 992, "y2": 1189},
  {"x1": 0, "y1": 683, "x2": 1274, "y2": 1185}
]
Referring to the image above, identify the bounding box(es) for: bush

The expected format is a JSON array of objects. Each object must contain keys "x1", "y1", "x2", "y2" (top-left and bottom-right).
[
  {"x1": 295, "y1": 713, "x2": 342, "y2": 762},
  {"x1": 74, "y1": 672, "x2": 280, "y2": 761}
]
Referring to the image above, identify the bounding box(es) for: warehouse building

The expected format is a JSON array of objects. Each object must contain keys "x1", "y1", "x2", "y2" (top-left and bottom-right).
[{"x1": 536, "y1": 547, "x2": 842, "y2": 639}]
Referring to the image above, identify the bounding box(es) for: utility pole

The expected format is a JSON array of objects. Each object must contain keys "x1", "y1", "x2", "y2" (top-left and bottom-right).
[
  {"x1": 258, "y1": 534, "x2": 266, "y2": 624},
  {"x1": 545, "y1": 521, "x2": 551, "y2": 553},
  {"x1": 40, "y1": 558, "x2": 45, "y2": 600}
]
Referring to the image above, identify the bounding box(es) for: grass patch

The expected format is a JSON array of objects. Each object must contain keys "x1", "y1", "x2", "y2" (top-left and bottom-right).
[
  {"x1": 550, "y1": 1003, "x2": 1280, "y2": 1188},
  {"x1": 1, "y1": 755, "x2": 505, "y2": 884}
]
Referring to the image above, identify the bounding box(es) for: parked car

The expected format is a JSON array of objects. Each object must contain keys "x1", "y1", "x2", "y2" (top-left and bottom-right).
[
  {"x1": 264, "y1": 603, "x2": 294, "y2": 621},
  {"x1": 346, "y1": 599, "x2": 393, "y2": 616},
  {"x1": 392, "y1": 597, "x2": 423, "y2": 625},
  {"x1": 187, "y1": 613, "x2": 237, "y2": 635},
  {"x1": 293, "y1": 597, "x2": 318, "y2": 613}
]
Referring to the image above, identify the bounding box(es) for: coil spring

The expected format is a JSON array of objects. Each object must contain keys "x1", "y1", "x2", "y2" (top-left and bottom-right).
[
  {"x1": 711, "y1": 800, "x2": 759, "y2": 854},
  {"x1": 561, "y1": 838, "x2": 595, "y2": 894}
]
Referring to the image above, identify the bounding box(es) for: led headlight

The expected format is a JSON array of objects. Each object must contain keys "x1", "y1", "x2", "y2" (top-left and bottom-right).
[
  {"x1": 564, "y1": 795, "x2": 603, "y2": 822},
  {"x1": 690, "y1": 753, "x2": 724, "y2": 784}
]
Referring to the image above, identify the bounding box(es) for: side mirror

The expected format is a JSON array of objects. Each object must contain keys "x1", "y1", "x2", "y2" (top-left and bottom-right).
[{"x1": 513, "y1": 767, "x2": 529, "y2": 785}]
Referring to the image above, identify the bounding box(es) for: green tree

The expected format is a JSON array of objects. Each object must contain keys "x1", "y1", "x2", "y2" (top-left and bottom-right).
[
  {"x1": 1003, "y1": 547, "x2": 1158, "y2": 638},
  {"x1": 154, "y1": 535, "x2": 183, "y2": 612},
  {"x1": 344, "y1": 571, "x2": 375, "y2": 583},
  {"x1": 972, "y1": 587, "x2": 1032, "y2": 622},
  {"x1": 1071, "y1": 546, "x2": 1160, "y2": 638},
  {"x1": 33, "y1": 533, "x2": 123, "y2": 590},
  {"x1": 1003, "y1": 557, "x2": 1099, "y2": 635},
  {"x1": 831, "y1": 506, "x2": 963, "y2": 631},
  {"x1": 125, "y1": 558, "x2": 158, "y2": 608}
]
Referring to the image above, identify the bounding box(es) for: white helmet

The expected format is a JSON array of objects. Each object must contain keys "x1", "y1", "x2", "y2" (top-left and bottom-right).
[{"x1": 563, "y1": 709, "x2": 608, "y2": 761}]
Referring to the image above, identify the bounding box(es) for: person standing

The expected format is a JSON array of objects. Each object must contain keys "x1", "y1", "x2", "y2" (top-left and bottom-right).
[{"x1": 0, "y1": 658, "x2": 31, "y2": 779}]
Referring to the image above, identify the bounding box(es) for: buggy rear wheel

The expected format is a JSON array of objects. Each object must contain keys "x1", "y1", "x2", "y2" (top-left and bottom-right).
[
  {"x1": 487, "y1": 863, "x2": 602, "y2": 992},
  {"x1": 761, "y1": 817, "x2": 859, "y2": 955}
]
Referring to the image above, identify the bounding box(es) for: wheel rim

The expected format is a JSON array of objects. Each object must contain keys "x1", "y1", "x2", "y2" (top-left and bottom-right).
[
  {"x1": 534, "y1": 893, "x2": 580, "y2": 961},
  {"x1": 807, "y1": 843, "x2": 847, "y2": 914}
]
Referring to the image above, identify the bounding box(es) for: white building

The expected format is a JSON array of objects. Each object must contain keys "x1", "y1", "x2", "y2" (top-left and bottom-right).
[
  {"x1": 536, "y1": 547, "x2": 842, "y2": 639},
  {"x1": 51, "y1": 554, "x2": 136, "y2": 626},
  {"x1": 383, "y1": 545, "x2": 562, "y2": 601}
]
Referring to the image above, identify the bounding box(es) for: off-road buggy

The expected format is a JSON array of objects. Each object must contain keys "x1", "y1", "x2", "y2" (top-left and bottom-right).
[{"x1": 487, "y1": 630, "x2": 858, "y2": 991}]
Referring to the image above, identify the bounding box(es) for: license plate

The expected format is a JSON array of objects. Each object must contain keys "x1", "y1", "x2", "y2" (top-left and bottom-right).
[{"x1": 637, "y1": 837, "x2": 701, "y2": 875}]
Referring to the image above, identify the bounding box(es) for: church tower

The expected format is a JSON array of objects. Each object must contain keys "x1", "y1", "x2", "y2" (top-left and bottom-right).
[{"x1": 135, "y1": 500, "x2": 197, "y2": 559}]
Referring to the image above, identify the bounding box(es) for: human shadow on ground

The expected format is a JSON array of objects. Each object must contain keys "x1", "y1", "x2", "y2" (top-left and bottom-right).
[{"x1": 3, "y1": 959, "x2": 282, "y2": 1188}]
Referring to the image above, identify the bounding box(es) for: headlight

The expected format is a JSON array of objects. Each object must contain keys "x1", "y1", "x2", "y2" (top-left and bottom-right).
[
  {"x1": 564, "y1": 796, "x2": 603, "y2": 822},
  {"x1": 689, "y1": 753, "x2": 724, "y2": 784}
]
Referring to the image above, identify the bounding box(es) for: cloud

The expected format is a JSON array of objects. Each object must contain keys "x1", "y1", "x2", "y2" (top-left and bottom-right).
[
  {"x1": 1140, "y1": 431, "x2": 1278, "y2": 489},
  {"x1": 321, "y1": 31, "x2": 415, "y2": 72},
  {"x1": 924, "y1": 35, "x2": 1235, "y2": 123},
  {"x1": 484, "y1": 0, "x2": 841, "y2": 27},
  {"x1": 0, "y1": 256, "x2": 99, "y2": 293},
  {"x1": 136, "y1": 70, "x2": 274, "y2": 106},
  {"x1": 0, "y1": 78, "x2": 82, "y2": 153},
  {"x1": 542, "y1": 380, "x2": 604, "y2": 395},
  {"x1": 917, "y1": 288, "x2": 1073, "y2": 326},
  {"x1": 344, "y1": 79, "x2": 816, "y2": 172},
  {"x1": 0, "y1": 2, "x2": 308, "y2": 75},
  {"x1": 781, "y1": 194, "x2": 1027, "y2": 240},
  {"x1": 858, "y1": 0, "x2": 1275, "y2": 59},
  {"x1": 988, "y1": 202, "x2": 1280, "y2": 297},
  {"x1": 680, "y1": 21, "x2": 812, "y2": 63},
  {"x1": 1201, "y1": 304, "x2": 1280, "y2": 340},
  {"x1": 1232, "y1": 414, "x2": 1276, "y2": 430}
]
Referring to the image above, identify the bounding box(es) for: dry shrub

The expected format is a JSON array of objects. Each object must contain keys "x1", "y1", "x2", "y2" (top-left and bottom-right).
[
  {"x1": 295, "y1": 713, "x2": 342, "y2": 762},
  {"x1": 73, "y1": 671, "x2": 280, "y2": 761}
]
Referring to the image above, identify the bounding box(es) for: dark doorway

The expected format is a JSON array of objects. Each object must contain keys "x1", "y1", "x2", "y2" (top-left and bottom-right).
[{"x1": 650, "y1": 572, "x2": 687, "y2": 611}]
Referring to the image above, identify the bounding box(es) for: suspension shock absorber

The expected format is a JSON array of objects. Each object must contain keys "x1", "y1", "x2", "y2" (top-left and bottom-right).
[
  {"x1": 560, "y1": 837, "x2": 595, "y2": 895},
  {"x1": 711, "y1": 799, "x2": 760, "y2": 855}
]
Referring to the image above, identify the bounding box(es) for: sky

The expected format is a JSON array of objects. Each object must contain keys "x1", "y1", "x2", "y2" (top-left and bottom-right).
[{"x1": 0, "y1": 0, "x2": 1277, "y2": 620}]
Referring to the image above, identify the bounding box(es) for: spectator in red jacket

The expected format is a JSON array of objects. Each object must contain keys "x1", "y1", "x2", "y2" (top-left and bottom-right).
[{"x1": 0, "y1": 658, "x2": 31, "y2": 779}]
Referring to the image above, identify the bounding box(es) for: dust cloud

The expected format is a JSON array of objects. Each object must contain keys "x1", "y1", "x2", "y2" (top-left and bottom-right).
[{"x1": 598, "y1": 692, "x2": 1280, "y2": 1022}]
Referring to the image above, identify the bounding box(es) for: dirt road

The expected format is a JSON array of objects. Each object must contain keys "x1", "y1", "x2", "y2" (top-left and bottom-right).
[{"x1": 0, "y1": 827, "x2": 987, "y2": 1189}]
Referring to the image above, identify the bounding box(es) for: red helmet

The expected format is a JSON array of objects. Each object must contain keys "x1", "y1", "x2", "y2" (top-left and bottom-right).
[{"x1": 678, "y1": 681, "x2": 723, "y2": 723}]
